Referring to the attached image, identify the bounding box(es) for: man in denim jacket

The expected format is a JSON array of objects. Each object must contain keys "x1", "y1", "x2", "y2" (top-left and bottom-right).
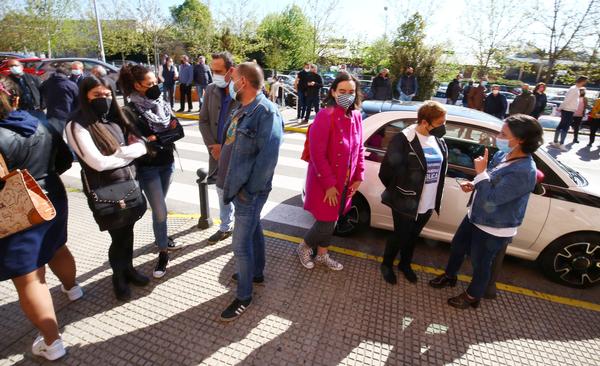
[{"x1": 218, "y1": 62, "x2": 284, "y2": 321}]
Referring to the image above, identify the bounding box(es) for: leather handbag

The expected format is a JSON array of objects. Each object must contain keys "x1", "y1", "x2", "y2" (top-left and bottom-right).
[{"x1": 0, "y1": 154, "x2": 56, "y2": 239}]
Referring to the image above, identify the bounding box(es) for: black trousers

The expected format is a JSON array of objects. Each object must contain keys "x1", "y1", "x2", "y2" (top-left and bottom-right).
[
  {"x1": 382, "y1": 210, "x2": 433, "y2": 268},
  {"x1": 108, "y1": 224, "x2": 135, "y2": 275},
  {"x1": 572, "y1": 116, "x2": 583, "y2": 142},
  {"x1": 590, "y1": 118, "x2": 600, "y2": 145},
  {"x1": 303, "y1": 95, "x2": 320, "y2": 120},
  {"x1": 179, "y1": 84, "x2": 193, "y2": 110}
]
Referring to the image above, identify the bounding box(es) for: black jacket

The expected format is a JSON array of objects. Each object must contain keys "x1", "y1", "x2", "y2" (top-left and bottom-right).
[
  {"x1": 193, "y1": 63, "x2": 212, "y2": 86},
  {"x1": 531, "y1": 92, "x2": 547, "y2": 118},
  {"x1": 40, "y1": 73, "x2": 79, "y2": 120},
  {"x1": 371, "y1": 75, "x2": 392, "y2": 100},
  {"x1": 122, "y1": 104, "x2": 174, "y2": 167},
  {"x1": 379, "y1": 125, "x2": 448, "y2": 220},
  {"x1": 484, "y1": 93, "x2": 508, "y2": 119},
  {"x1": 9, "y1": 73, "x2": 42, "y2": 110},
  {"x1": 446, "y1": 79, "x2": 462, "y2": 100},
  {"x1": 304, "y1": 72, "x2": 323, "y2": 98}
]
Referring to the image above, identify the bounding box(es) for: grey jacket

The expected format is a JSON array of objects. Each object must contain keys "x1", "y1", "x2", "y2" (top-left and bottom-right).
[
  {"x1": 198, "y1": 83, "x2": 239, "y2": 179},
  {"x1": 509, "y1": 91, "x2": 536, "y2": 116}
]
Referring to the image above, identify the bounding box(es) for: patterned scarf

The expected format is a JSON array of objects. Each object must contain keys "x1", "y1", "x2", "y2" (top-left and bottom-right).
[{"x1": 129, "y1": 92, "x2": 172, "y2": 132}]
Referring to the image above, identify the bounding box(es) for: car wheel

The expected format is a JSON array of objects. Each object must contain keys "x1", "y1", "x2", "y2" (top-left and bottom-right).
[
  {"x1": 334, "y1": 193, "x2": 370, "y2": 237},
  {"x1": 539, "y1": 233, "x2": 600, "y2": 288}
]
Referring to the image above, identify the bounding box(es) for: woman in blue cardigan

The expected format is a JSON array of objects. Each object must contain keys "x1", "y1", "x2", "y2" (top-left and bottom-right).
[{"x1": 429, "y1": 114, "x2": 543, "y2": 309}]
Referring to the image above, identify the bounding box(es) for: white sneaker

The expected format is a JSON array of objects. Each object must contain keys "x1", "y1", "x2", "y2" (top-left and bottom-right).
[
  {"x1": 315, "y1": 253, "x2": 344, "y2": 271},
  {"x1": 297, "y1": 242, "x2": 315, "y2": 269},
  {"x1": 558, "y1": 144, "x2": 569, "y2": 152},
  {"x1": 32, "y1": 335, "x2": 66, "y2": 361},
  {"x1": 167, "y1": 237, "x2": 182, "y2": 251},
  {"x1": 548, "y1": 142, "x2": 558, "y2": 147},
  {"x1": 61, "y1": 284, "x2": 83, "y2": 301}
]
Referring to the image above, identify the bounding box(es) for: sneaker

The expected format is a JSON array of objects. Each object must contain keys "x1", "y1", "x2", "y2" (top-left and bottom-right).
[
  {"x1": 32, "y1": 335, "x2": 66, "y2": 361},
  {"x1": 167, "y1": 237, "x2": 182, "y2": 251},
  {"x1": 297, "y1": 242, "x2": 315, "y2": 269},
  {"x1": 60, "y1": 283, "x2": 83, "y2": 301},
  {"x1": 207, "y1": 230, "x2": 232, "y2": 245},
  {"x1": 315, "y1": 253, "x2": 343, "y2": 271},
  {"x1": 220, "y1": 297, "x2": 252, "y2": 322},
  {"x1": 231, "y1": 273, "x2": 264, "y2": 284},
  {"x1": 548, "y1": 141, "x2": 559, "y2": 147},
  {"x1": 558, "y1": 144, "x2": 569, "y2": 152},
  {"x1": 153, "y1": 252, "x2": 169, "y2": 279}
]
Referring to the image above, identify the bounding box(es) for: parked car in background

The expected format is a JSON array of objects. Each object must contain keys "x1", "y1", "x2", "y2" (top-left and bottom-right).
[
  {"x1": 0, "y1": 57, "x2": 45, "y2": 77},
  {"x1": 344, "y1": 100, "x2": 599, "y2": 288},
  {"x1": 0, "y1": 52, "x2": 27, "y2": 62},
  {"x1": 36, "y1": 58, "x2": 120, "y2": 82}
]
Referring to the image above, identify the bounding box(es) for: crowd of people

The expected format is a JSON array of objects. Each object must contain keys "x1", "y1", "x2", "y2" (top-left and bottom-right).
[{"x1": 0, "y1": 51, "x2": 598, "y2": 362}]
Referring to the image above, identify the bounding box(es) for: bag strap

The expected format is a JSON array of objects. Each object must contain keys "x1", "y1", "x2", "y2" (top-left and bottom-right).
[{"x1": 0, "y1": 152, "x2": 8, "y2": 177}]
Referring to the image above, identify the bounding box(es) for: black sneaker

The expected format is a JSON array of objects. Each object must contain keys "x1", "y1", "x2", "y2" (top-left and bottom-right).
[
  {"x1": 153, "y1": 252, "x2": 169, "y2": 279},
  {"x1": 220, "y1": 298, "x2": 252, "y2": 322},
  {"x1": 167, "y1": 237, "x2": 182, "y2": 251},
  {"x1": 231, "y1": 273, "x2": 264, "y2": 284},
  {"x1": 207, "y1": 230, "x2": 232, "y2": 245},
  {"x1": 380, "y1": 264, "x2": 397, "y2": 285}
]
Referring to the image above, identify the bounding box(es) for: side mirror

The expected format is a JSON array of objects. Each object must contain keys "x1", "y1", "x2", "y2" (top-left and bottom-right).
[{"x1": 533, "y1": 169, "x2": 545, "y2": 195}]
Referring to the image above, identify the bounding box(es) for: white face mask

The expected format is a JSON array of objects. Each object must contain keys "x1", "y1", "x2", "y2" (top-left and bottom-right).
[
  {"x1": 9, "y1": 65, "x2": 23, "y2": 75},
  {"x1": 213, "y1": 74, "x2": 228, "y2": 88},
  {"x1": 304, "y1": 68, "x2": 310, "y2": 72},
  {"x1": 71, "y1": 69, "x2": 83, "y2": 76},
  {"x1": 492, "y1": 90, "x2": 499, "y2": 95}
]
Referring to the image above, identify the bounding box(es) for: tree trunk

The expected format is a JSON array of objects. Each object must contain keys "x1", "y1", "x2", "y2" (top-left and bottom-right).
[{"x1": 544, "y1": 58, "x2": 556, "y2": 83}]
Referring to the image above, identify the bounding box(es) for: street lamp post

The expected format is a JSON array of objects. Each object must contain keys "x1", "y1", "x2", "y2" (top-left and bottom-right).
[
  {"x1": 384, "y1": 6, "x2": 388, "y2": 39},
  {"x1": 92, "y1": 0, "x2": 106, "y2": 63}
]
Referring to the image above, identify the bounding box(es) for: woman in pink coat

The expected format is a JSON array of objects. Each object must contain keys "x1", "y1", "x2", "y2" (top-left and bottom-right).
[{"x1": 298, "y1": 73, "x2": 365, "y2": 271}]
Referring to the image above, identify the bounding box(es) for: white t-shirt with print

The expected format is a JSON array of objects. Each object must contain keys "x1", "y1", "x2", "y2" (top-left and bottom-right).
[{"x1": 417, "y1": 132, "x2": 443, "y2": 214}]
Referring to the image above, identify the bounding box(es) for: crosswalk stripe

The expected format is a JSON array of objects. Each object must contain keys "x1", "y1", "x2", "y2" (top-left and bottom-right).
[
  {"x1": 176, "y1": 139, "x2": 304, "y2": 153},
  {"x1": 182, "y1": 128, "x2": 307, "y2": 143}
]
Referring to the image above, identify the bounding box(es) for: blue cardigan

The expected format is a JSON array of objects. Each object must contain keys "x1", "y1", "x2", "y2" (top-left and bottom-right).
[{"x1": 470, "y1": 152, "x2": 537, "y2": 228}]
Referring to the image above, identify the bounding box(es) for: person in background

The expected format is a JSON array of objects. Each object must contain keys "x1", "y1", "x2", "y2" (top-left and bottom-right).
[
  {"x1": 430, "y1": 114, "x2": 543, "y2": 309},
  {"x1": 302, "y1": 64, "x2": 323, "y2": 123},
  {"x1": 5, "y1": 58, "x2": 42, "y2": 116},
  {"x1": 0, "y1": 75, "x2": 80, "y2": 361},
  {"x1": 571, "y1": 88, "x2": 589, "y2": 144},
  {"x1": 550, "y1": 76, "x2": 588, "y2": 151},
  {"x1": 199, "y1": 51, "x2": 239, "y2": 245},
  {"x1": 298, "y1": 72, "x2": 365, "y2": 272},
  {"x1": 269, "y1": 76, "x2": 282, "y2": 104},
  {"x1": 378, "y1": 101, "x2": 448, "y2": 284},
  {"x1": 530, "y1": 82, "x2": 547, "y2": 119},
  {"x1": 66, "y1": 76, "x2": 149, "y2": 301},
  {"x1": 446, "y1": 75, "x2": 462, "y2": 105},
  {"x1": 371, "y1": 68, "x2": 393, "y2": 101},
  {"x1": 484, "y1": 85, "x2": 507, "y2": 120},
  {"x1": 467, "y1": 79, "x2": 486, "y2": 111},
  {"x1": 397, "y1": 66, "x2": 418, "y2": 101},
  {"x1": 193, "y1": 55, "x2": 212, "y2": 108},
  {"x1": 40, "y1": 64, "x2": 79, "y2": 135},
  {"x1": 509, "y1": 83, "x2": 535, "y2": 116},
  {"x1": 177, "y1": 55, "x2": 194, "y2": 112},
  {"x1": 295, "y1": 62, "x2": 310, "y2": 121},
  {"x1": 588, "y1": 97, "x2": 600, "y2": 148},
  {"x1": 119, "y1": 64, "x2": 182, "y2": 280},
  {"x1": 219, "y1": 62, "x2": 283, "y2": 321},
  {"x1": 462, "y1": 80, "x2": 473, "y2": 107},
  {"x1": 69, "y1": 61, "x2": 85, "y2": 86},
  {"x1": 90, "y1": 65, "x2": 117, "y2": 96},
  {"x1": 161, "y1": 56, "x2": 178, "y2": 109}
]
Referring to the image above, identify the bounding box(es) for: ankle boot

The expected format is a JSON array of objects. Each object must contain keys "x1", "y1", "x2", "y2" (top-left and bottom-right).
[
  {"x1": 448, "y1": 292, "x2": 480, "y2": 309},
  {"x1": 112, "y1": 272, "x2": 131, "y2": 301},
  {"x1": 124, "y1": 266, "x2": 150, "y2": 287}
]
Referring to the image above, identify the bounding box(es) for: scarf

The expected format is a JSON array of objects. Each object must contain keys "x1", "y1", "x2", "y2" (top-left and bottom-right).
[{"x1": 129, "y1": 92, "x2": 172, "y2": 132}]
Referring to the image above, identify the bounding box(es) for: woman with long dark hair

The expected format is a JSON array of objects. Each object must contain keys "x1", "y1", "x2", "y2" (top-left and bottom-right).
[
  {"x1": 298, "y1": 73, "x2": 365, "y2": 271},
  {"x1": 66, "y1": 76, "x2": 149, "y2": 301},
  {"x1": 119, "y1": 64, "x2": 180, "y2": 280}
]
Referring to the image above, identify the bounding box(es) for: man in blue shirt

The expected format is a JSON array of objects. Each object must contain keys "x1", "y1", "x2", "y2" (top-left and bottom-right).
[
  {"x1": 177, "y1": 55, "x2": 194, "y2": 112},
  {"x1": 198, "y1": 52, "x2": 239, "y2": 246},
  {"x1": 40, "y1": 64, "x2": 78, "y2": 135}
]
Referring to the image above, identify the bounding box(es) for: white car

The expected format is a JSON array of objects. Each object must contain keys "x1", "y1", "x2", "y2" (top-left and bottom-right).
[{"x1": 337, "y1": 101, "x2": 600, "y2": 288}]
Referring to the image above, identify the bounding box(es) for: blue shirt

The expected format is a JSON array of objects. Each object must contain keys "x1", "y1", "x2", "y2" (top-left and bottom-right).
[
  {"x1": 178, "y1": 63, "x2": 194, "y2": 85},
  {"x1": 217, "y1": 88, "x2": 232, "y2": 144}
]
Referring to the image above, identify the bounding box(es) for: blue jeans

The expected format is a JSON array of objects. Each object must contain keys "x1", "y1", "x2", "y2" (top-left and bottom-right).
[
  {"x1": 231, "y1": 190, "x2": 269, "y2": 301},
  {"x1": 554, "y1": 110, "x2": 574, "y2": 145},
  {"x1": 216, "y1": 186, "x2": 234, "y2": 232},
  {"x1": 444, "y1": 216, "x2": 510, "y2": 299},
  {"x1": 399, "y1": 92, "x2": 413, "y2": 102},
  {"x1": 137, "y1": 163, "x2": 174, "y2": 250},
  {"x1": 196, "y1": 84, "x2": 206, "y2": 104}
]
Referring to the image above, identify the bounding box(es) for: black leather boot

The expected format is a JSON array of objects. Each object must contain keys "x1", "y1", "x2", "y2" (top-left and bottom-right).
[
  {"x1": 124, "y1": 266, "x2": 150, "y2": 287},
  {"x1": 112, "y1": 271, "x2": 131, "y2": 301}
]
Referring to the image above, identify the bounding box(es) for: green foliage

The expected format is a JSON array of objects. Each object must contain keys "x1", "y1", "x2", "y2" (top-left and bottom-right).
[
  {"x1": 390, "y1": 13, "x2": 443, "y2": 100},
  {"x1": 170, "y1": 0, "x2": 213, "y2": 56},
  {"x1": 360, "y1": 37, "x2": 392, "y2": 74},
  {"x1": 102, "y1": 19, "x2": 141, "y2": 62}
]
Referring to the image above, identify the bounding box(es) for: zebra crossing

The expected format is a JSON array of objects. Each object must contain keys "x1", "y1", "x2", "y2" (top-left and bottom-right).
[{"x1": 61, "y1": 123, "x2": 316, "y2": 230}]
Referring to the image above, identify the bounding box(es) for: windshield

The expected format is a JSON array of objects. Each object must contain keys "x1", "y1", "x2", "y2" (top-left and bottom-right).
[{"x1": 539, "y1": 149, "x2": 588, "y2": 187}]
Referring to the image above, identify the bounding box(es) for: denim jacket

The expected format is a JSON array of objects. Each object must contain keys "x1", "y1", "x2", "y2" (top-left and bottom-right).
[
  {"x1": 222, "y1": 93, "x2": 284, "y2": 204},
  {"x1": 470, "y1": 151, "x2": 537, "y2": 228}
]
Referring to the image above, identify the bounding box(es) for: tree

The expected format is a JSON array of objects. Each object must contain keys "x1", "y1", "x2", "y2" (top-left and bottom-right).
[
  {"x1": 170, "y1": 0, "x2": 213, "y2": 56},
  {"x1": 303, "y1": 0, "x2": 340, "y2": 61},
  {"x1": 390, "y1": 13, "x2": 443, "y2": 100},
  {"x1": 534, "y1": 0, "x2": 599, "y2": 82},
  {"x1": 359, "y1": 37, "x2": 392, "y2": 74}
]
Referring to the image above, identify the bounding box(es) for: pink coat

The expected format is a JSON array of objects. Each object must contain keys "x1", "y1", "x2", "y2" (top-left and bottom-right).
[{"x1": 303, "y1": 106, "x2": 365, "y2": 222}]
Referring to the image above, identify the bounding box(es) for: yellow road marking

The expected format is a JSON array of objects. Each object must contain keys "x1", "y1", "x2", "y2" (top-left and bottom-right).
[{"x1": 167, "y1": 215, "x2": 600, "y2": 312}]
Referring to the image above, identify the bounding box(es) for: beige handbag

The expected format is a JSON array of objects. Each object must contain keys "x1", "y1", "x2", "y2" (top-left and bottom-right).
[{"x1": 0, "y1": 154, "x2": 56, "y2": 239}]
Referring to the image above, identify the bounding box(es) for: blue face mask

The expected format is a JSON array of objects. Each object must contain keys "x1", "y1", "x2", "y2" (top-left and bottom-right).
[
  {"x1": 496, "y1": 137, "x2": 513, "y2": 153},
  {"x1": 228, "y1": 78, "x2": 241, "y2": 100}
]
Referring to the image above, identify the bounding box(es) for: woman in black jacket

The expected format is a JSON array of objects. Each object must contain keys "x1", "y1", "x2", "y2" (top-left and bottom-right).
[
  {"x1": 66, "y1": 76, "x2": 149, "y2": 301},
  {"x1": 378, "y1": 101, "x2": 448, "y2": 284},
  {"x1": 530, "y1": 82, "x2": 547, "y2": 119}
]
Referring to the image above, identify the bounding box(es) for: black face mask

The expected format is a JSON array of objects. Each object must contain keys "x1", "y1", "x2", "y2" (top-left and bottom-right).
[
  {"x1": 90, "y1": 98, "x2": 111, "y2": 118},
  {"x1": 428, "y1": 124, "x2": 446, "y2": 138},
  {"x1": 145, "y1": 85, "x2": 161, "y2": 100}
]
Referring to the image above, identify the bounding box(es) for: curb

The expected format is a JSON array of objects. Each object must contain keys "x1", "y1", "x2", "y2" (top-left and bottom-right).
[{"x1": 168, "y1": 213, "x2": 600, "y2": 313}]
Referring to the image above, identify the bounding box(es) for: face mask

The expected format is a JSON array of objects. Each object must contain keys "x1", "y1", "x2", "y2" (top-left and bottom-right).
[
  {"x1": 145, "y1": 84, "x2": 161, "y2": 100},
  {"x1": 496, "y1": 137, "x2": 513, "y2": 153},
  {"x1": 304, "y1": 68, "x2": 310, "y2": 72},
  {"x1": 71, "y1": 69, "x2": 83, "y2": 76},
  {"x1": 90, "y1": 97, "x2": 112, "y2": 118},
  {"x1": 428, "y1": 124, "x2": 446, "y2": 138},
  {"x1": 229, "y1": 78, "x2": 241, "y2": 101},
  {"x1": 492, "y1": 90, "x2": 499, "y2": 95},
  {"x1": 336, "y1": 93, "x2": 355, "y2": 110},
  {"x1": 213, "y1": 74, "x2": 228, "y2": 88},
  {"x1": 9, "y1": 66, "x2": 23, "y2": 75},
  {"x1": 480, "y1": 81, "x2": 487, "y2": 87}
]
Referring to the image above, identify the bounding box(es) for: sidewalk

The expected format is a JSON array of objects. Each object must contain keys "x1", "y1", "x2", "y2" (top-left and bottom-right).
[{"x1": 1, "y1": 191, "x2": 599, "y2": 365}]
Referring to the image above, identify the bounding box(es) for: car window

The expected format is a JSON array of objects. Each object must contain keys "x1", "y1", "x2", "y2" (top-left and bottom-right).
[
  {"x1": 364, "y1": 118, "x2": 416, "y2": 162},
  {"x1": 444, "y1": 121, "x2": 498, "y2": 177}
]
